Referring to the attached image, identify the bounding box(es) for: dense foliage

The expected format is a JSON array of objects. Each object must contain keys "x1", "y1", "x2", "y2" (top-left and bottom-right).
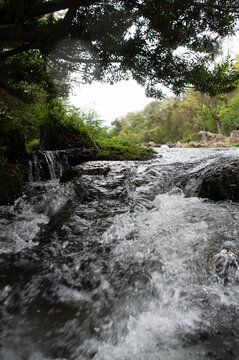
[
  {"x1": 111, "y1": 81, "x2": 239, "y2": 144},
  {"x1": 1, "y1": 0, "x2": 239, "y2": 100}
]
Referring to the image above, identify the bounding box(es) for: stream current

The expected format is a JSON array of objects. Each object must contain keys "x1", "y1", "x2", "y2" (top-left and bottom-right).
[{"x1": 1, "y1": 148, "x2": 239, "y2": 359}]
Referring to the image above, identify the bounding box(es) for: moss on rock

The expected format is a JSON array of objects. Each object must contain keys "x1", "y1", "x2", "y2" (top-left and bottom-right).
[{"x1": 96, "y1": 143, "x2": 155, "y2": 161}]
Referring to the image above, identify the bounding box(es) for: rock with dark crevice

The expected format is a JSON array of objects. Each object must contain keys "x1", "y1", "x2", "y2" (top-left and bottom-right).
[
  {"x1": 65, "y1": 148, "x2": 98, "y2": 166},
  {"x1": 181, "y1": 159, "x2": 239, "y2": 202},
  {"x1": 198, "y1": 163, "x2": 239, "y2": 201}
]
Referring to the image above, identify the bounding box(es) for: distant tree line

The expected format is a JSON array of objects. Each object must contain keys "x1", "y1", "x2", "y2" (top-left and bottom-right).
[{"x1": 110, "y1": 56, "x2": 239, "y2": 144}]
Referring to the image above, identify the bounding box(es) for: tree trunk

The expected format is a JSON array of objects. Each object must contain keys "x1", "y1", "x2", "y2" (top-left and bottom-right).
[
  {"x1": 209, "y1": 108, "x2": 221, "y2": 134},
  {"x1": 216, "y1": 118, "x2": 221, "y2": 134}
]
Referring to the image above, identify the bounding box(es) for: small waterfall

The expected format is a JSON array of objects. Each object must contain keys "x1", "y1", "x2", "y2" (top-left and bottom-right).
[
  {"x1": 27, "y1": 148, "x2": 98, "y2": 182},
  {"x1": 28, "y1": 150, "x2": 69, "y2": 181}
]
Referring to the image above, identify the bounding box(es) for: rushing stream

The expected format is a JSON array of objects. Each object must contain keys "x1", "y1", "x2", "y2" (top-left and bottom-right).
[{"x1": 1, "y1": 148, "x2": 239, "y2": 360}]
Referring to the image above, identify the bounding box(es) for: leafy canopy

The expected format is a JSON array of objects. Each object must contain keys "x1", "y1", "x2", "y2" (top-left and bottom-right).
[{"x1": 1, "y1": 0, "x2": 239, "y2": 100}]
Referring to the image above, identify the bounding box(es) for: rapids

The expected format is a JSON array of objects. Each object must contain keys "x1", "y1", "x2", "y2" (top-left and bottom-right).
[{"x1": 0, "y1": 148, "x2": 239, "y2": 360}]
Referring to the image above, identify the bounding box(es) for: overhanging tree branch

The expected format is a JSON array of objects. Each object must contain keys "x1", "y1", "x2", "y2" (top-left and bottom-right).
[
  {"x1": 1, "y1": 0, "x2": 239, "y2": 102},
  {"x1": 0, "y1": 44, "x2": 33, "y2": 60},
  {"x1": 0, "y1": 0, "x2": 100, "y2": 26}
]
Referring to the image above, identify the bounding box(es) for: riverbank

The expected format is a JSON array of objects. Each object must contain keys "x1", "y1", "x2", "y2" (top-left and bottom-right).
[
  {"x1": 144, "y1": 130, "x2": 239, "y2": 148},
  {"x1": 175, "y1": 130, "x2": 239, "y2": 148}
]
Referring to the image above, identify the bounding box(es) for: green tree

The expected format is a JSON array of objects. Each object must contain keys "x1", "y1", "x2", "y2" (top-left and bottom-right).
[
  {"x1": 220, "y1": 91, "x2": 239, "y2": 134},
  {"x1": 110, "y1": 85, "x2": 239, "y2": 144},
  {"x1": 111, "y1": 118, "x2": 123, "y2": 136},
  {"x1": 178, "y1": 91, "x2": 206, "y2": 132},
  {"x1": 114, "y1": 111, "x2": 145, "y2": 143},
  {"x1": 1, "y1": 0, "x2": 239, "y2": 102}
]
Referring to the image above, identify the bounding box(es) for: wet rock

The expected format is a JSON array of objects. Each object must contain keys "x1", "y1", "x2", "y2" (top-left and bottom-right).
[
  {"x1": 28, "y1": 148, "x2": 98, "y2": 181},
  {"x1": 60, "y1": 161, "x2": 111, "y2": 183},
  {"x1": 198, "y1": 163, "x2": 239, "y2": 201},
  {"x1": 0, "y1": 128, "x2": 27, "y2": 204},
  {"x1": 214, "y1": 248, "x2": 239, "y2": 284},
  {"x1": 181, "y1": 157, "x2": 239, "y2": 202},
  {"x1": 66, "y1": 148, "x2": 98, "y2": 166},
  {"x1": 60, "y1": 167, "x2": 81, "y2": 183},
  {"x1": 0, "y1": 163, "x2": 24, "y2": 205}
]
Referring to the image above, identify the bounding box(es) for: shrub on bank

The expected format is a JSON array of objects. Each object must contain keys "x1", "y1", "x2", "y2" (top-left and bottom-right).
[{"x1": 39, "y1": 118, "x2": 96, "y2": 150}]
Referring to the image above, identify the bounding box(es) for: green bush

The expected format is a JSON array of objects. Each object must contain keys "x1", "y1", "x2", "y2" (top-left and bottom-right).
[
  {"x1": 181, "y1": 133, "x2": 199, "y2": 143},
  {"x1": 97, "y1": 138, "x2": 133, "y2": 147}
]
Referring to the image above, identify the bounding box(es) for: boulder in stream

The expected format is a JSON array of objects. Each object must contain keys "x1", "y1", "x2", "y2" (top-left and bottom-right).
[
  {"x1": 181, "y1": 157, "x2": 239, "y2": 202},
  {"x1": 198, "y1": 163, "x2": 239, "y2": 201}
]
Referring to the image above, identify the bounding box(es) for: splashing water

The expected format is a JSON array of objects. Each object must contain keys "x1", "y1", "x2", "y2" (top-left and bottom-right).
[{"x1": 1, "y1": 148, "x2": 239, "y2": 360}]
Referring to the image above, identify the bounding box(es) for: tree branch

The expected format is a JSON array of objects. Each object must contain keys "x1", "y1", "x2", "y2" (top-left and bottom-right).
[
  {"x1": 0, "y1": 0, "x2": 100, "y2": 26},
  {"x1": 0, "y1": 44, "x2": 33, "y2": 60},
  {"x1": 63, "y1": 7, "x2": 78, "y2": 26},
  {"x1": 34, "y1": 0, "x2": 100, "y2": 18}
]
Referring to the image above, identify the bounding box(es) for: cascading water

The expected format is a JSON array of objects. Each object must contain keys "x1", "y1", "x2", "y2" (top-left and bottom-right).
[
  {"x1": 1, "y1": 148, "x2": 239, "y2": 360},
  {"x1": 28, "y1": 150, "x2": 69, "y2": 181}
]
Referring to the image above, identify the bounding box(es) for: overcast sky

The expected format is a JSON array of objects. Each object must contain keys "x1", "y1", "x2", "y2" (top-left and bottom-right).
[
  {"x1": 68, "y1": 33, "x2": 239, "y2": 127},
  {"x1": 68, "y1": 80, "x2": 157, "y2": 126}
]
